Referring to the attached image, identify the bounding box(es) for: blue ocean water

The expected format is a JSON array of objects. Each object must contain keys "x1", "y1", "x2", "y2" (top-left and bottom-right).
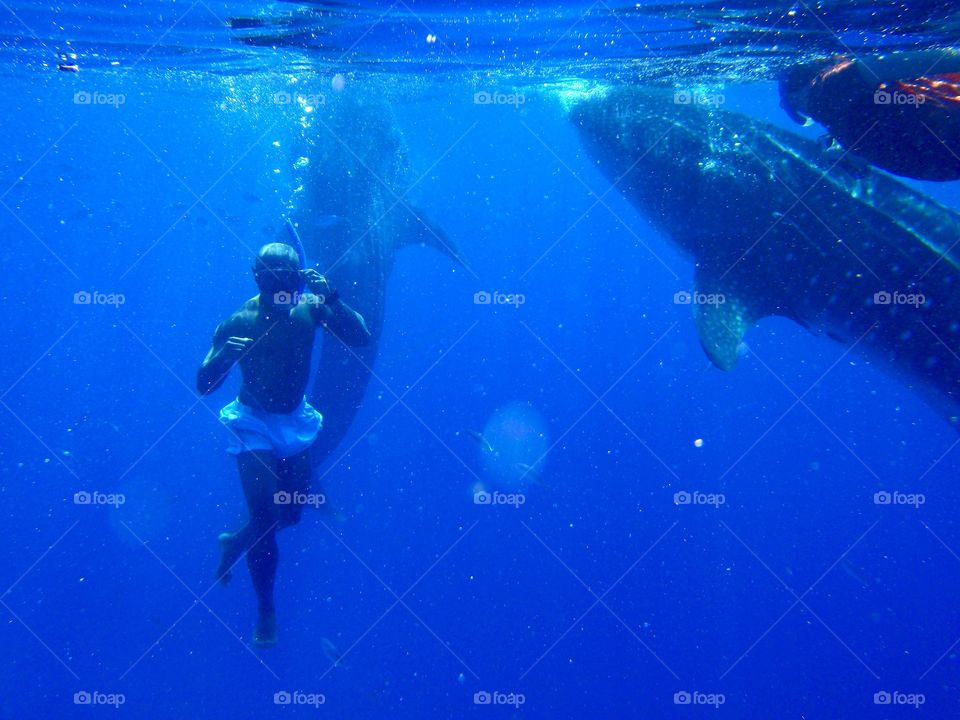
[{"x1": 2, "y1": 2, "x2": 960, "y2": 718}]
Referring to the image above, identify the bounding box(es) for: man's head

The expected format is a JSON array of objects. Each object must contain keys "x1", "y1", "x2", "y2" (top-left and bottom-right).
[
  {"x1": 253, "y1": 243, "x2": 301, "y2": 297},
  {"x1": 778, "y1": 56, "x2": 852, "y2": 126},
  {"x1": 779, "y1": 64, "x2": 817, "y2": 125}
]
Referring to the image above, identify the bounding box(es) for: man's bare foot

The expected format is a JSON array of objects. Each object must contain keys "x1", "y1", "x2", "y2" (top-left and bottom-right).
[
  {"x1": 216, "y1": 532, "x2": 244, "y2": 584},
  {"x1": 253, "y1": 611, "x2": 277, "y2": 648}
]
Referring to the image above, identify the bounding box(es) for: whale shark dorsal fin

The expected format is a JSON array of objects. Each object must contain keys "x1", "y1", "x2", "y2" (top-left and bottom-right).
[{"x1": 401, "y1": 205, "x2": 465, "y2": 266}]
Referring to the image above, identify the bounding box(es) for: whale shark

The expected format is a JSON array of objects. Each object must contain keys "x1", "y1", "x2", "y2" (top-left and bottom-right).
[
  {"x1": 572, "y1": 87, "x2": 960, "y2": 426},
  {"x1": 291, "y1": 96, "x2": 461, "y2": 466}
]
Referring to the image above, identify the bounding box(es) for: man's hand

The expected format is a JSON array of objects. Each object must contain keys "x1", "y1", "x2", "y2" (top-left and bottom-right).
[
  {"x1": 301, "y1": 269, "x2": 331, "y2": 299},
  {"x1": 218, "y1": 336, "x2": 254, "y2": 362}
]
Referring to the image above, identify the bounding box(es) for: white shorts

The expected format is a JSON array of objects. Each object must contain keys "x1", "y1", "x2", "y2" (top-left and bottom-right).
[{"x1": 219, "y1": 397, "x2": 322, "y2": 459}]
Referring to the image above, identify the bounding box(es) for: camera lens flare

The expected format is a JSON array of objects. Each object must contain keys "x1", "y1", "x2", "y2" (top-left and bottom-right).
[{"x1": 479, "y1": 401, "x2": 549, "y2": 490}]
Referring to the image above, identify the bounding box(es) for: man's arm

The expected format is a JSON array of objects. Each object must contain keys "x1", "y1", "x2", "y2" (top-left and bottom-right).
[
  {"x1": 312, "y1": 294, "x2": 372, "y2": 347},
  {"x1": 301, "y1": 270, "x2": 371, "y2": 347},
  {"x1": 197, "y1": 319, "x2": 253, "y2": 395}
]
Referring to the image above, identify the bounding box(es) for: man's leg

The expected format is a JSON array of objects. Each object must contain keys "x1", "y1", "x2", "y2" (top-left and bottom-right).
[
  {"x1": 276, "y1": 449, "x2": 312, "y2": 529},
  {"x1": 215, "y1": 450, "x2": 281, "y2": 584},
  {"x1": 216, "y1": 451, "x2": 283, "y2": 647}
]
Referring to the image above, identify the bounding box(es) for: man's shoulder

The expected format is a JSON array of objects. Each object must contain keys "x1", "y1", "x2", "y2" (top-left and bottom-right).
[{"x1": 219, "y1": 298, "x2": 259, "y2": 332}]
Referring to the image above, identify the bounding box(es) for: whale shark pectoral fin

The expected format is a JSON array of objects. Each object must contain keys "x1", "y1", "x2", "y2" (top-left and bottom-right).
[
  {"x1": 692, "y1": 277, "x2": 758, "y2": 371},
  {"x1": 694, "y1": 297, "x2": 753, "y2": 371},
  {"x1": 402, "y1": 205, "x2": 465, "y2": 266}
]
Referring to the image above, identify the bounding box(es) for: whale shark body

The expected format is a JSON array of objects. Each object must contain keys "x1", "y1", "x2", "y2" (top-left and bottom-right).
[
  {"x1": 293, "y1": 97, "x2": 460, "y2": 466},
  {"x1": 572, "y1": 87, "x2": 960, "y2": 426}
]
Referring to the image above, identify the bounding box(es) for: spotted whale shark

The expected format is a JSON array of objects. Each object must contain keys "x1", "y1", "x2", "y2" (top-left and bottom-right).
[
  {"x1": 572, "y1": 87, "x2": 960, "y2": 426},
  {"x1": 291, "y1": 96, "x2": 461, "y2": 466}
]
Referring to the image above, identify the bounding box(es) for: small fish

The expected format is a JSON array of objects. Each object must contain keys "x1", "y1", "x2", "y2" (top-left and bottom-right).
[
  {"x1": 817, "y1": 133, "x2": 842, "y2": 154},
  {"x1": 321, "y1": 637, "x2": 348, "y2": 669},
  {"x1": 514, "y1": 462, "x2": 547, "y2": 487},
  {"x1": 466, "y1": 430, "x2": 495, "y2": 455},
  {"x1": 840, "y1": 558, "x2": 870, "y2": 588},
  {"x1": 57, "y1": 51, "x2": 79, "y2": 72},
  {"x1": 228, "y1": 17, "x2": 268, "y2": 30},
  {"x1": 314, "y1": 214, "x2": 344, "y2": 229}
]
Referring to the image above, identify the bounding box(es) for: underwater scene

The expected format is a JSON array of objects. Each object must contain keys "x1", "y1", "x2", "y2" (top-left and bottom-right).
[{"x1": 2, "y1": 1, "x2": 960, "y2": 717}]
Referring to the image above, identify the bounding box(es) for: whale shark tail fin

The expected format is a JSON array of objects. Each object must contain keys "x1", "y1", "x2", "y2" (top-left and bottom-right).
[{"x1": 401, "y1": 204, "x2": 466, "y2": 267}]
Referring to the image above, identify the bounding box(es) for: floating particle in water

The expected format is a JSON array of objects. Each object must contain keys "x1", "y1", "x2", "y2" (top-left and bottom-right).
[
  {"x1": 331, "y1": 74, "x2": 345, "y2": 92},
  {"x1": 693, "y1": 438, "x2": 703, "y2": 448},
  {"x1": 426, "y1": 34, "x2": 437, "y2": 44},
  {"x1": 457, "y1": 673, "x2": 465, "y2": 685}
]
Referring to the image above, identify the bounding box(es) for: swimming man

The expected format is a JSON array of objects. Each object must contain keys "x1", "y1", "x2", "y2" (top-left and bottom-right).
[
  {"x1": 197, "y1": 242, "x2": 370, "y2": 647},
  {"x1": 779, "y1": 50, "x2": 960, "y2": 180}
]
